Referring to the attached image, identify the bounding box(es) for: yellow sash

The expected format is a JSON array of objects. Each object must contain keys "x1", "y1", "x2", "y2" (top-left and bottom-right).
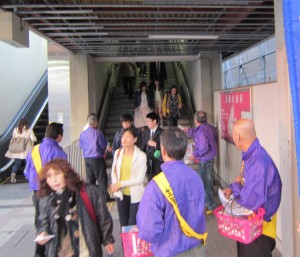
[
  {"x1": 262, "y1": 213, "x2": 277, "y2": 239},
  {"x1": 153, "y1": 172, "x2": 208, "y2": 245},
  {"x1": 31, "y1": 144, "x2": 42, "y2": 175}
]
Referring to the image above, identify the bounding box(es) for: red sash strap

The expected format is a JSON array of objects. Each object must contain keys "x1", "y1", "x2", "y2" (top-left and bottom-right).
[{"x1": 80, "y1": 187, "x2": 97, "y2": 224}]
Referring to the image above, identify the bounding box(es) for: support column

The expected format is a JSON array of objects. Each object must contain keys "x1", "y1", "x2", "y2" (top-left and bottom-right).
[
  {"x1": 181, "y1": 52, "x2": 222, "y2": 123},
  {"x1": 48, "y1": 45, "x2": 90, "y2": 146},
  {"x1": 274, "y1": 0, "x2": 294, "y2": 256},
  {"x1": 70, "y1": 54, "x2": 89, "y2": 142}
]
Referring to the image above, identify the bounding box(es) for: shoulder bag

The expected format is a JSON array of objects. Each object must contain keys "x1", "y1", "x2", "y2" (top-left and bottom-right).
[
  {"x1": 153, "y1": 172, "x2": 208, "y2": 245},
  {"x1": 8, "y1": 137, "x2": 28, "y2": 153}
]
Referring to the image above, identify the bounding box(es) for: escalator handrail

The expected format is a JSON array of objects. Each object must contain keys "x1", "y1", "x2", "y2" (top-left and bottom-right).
[
  {"x1": 0, "y1": 70, "x2": 48, "y2": 141},
  {"x1": 98, "y1": 63, "x2": 117, "y2": 131},
  {"x1": 173, "y1": 62, "x2": 196, "y2": 123}
]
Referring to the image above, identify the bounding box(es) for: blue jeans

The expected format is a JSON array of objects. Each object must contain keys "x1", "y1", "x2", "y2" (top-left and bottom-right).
[
  {"x1": 11, "y1": 159, "x2": 24, "y2": 174},
  {"x1": 198, "y1": 160, "x2": 217, "y2": 211}
]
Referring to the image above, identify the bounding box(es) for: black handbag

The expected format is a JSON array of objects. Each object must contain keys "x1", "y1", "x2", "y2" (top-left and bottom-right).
[{"x1": 8, "y1": 137, "x2": 28, "y2": 153}]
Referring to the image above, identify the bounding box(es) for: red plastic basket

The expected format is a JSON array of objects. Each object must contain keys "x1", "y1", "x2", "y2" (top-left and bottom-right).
[
  {"x1": 120, "y1": 231, "x2": 153, "y2": 257},
  {"x1": 214, "y1": 205, "x2": 265, "y2": 244}
]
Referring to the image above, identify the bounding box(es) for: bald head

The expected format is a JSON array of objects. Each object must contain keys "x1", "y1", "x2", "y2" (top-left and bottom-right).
[{"x1": 232, "y1": 119, "x2": 257, "y2": 151}]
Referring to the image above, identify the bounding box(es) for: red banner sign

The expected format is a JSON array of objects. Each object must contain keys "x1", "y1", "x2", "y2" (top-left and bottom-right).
[{"x1": 220, "y1": 88, "x2": 251, "y2": 143}]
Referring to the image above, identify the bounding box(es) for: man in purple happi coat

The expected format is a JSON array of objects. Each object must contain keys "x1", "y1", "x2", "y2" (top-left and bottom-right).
[
  {"x1": 79, "y1": 113, "x2": 110, "y2": 201},
  {"x1": 137, "y1": 127, "x2": 207, "y2": 257},
  {"x1": 183, "y1": 111, "x2": 218, "y2": 214},
  {"x1": 223, "y1": 119, "x2": 282, "y2": 257}
]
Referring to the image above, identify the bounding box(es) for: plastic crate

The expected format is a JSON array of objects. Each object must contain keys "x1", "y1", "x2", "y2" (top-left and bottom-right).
[
  {"x1": 214, "y1": 205, "x2": 265, "y2": 244},
  {"x1": 120, "y1": 231, "x2": 153, "y2": 257}
]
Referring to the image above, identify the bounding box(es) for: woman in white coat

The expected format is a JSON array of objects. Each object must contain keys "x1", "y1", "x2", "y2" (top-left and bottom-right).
[
  {"x1": 110, "y1": 127, "x2": 147, "y2": 227},
  {"x1": 5, "y1": 118, "x2": 37, "y2": 183}
]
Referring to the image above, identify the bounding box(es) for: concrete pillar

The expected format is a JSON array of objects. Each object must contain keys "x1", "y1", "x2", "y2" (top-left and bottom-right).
[
  {"x1": 48, "y1": 44, "x2": 90, "y2": 146},
  {"x1": 274, "y1": 0, "x2": 294, "y2": 256},
  {"x1": 70, "y1": 54, "x2": 89, "y2": 142},
  {"x1": 181, "y1": 52, "x2": 222, "y2": 124},
  {"x1": 48, "y1": 44, "x2": 72, "y2": 147}
]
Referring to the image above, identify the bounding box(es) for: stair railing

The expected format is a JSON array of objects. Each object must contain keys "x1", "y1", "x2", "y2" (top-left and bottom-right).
[{"x1": 173, "y1": 62, "x2": 196, "y2": 124}]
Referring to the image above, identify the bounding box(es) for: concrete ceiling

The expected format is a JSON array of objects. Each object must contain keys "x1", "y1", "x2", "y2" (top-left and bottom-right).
[{"x1": 0, "y1": 0, "x2": 275, "y2": 59}]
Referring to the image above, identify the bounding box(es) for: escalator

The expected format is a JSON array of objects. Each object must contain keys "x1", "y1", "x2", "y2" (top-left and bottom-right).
[
  {"x1": 101, "y1": 62, "x2": 194, "y2": 184},
  {"x1": 0, "y1": 71, "x2": 48, "y2": 183}
]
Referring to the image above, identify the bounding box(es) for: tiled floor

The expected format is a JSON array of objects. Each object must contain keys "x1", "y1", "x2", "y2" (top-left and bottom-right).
[{"x1": 0, "y1": 182, "x2": 282, "y2": 257}]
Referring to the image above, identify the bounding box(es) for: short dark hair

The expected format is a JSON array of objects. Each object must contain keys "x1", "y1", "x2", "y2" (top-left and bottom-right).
[
  {"x1": 45, "y1": 122, "x2": 64, "y2": 139},
  {"x1": 120, "y1": 114, "x2": 133, "y2": 123},
  {"x1": 160, "y1": 127, "x2": 187, "y2": 160},
  {"x1": 146, "y1": 112, "x2": 159, "y2": 124},
  {"x1": 194, "y1": 111, "x2": 207, "y2": 123},
  {"x1": 122, "y1": 127, "x2": 138, "y2": 138},
  {"x1": 169, "y1": 85, "x2": 178, "y2": 94}
]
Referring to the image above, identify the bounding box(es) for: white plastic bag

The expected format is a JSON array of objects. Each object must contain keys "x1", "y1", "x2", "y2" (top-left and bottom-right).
[{"x1": 184, "y1": 143, "x2": 194, "y2": 164}]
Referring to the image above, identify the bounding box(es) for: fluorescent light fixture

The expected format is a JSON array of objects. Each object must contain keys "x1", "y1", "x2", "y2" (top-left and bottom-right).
[{"x1": 148, "y1": 34, "x2": 219, "y2": 40}]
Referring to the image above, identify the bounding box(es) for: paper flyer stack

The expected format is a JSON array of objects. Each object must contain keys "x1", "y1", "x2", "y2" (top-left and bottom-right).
[{"x1": 218, "y1": 188, "x2": 253, "y2": 216}]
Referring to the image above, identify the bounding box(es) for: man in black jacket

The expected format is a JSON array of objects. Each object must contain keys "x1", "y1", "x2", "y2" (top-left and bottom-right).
[
  {"x1": 112, "y1": 114, "x2": 142, "y2": 155},
  {"x1": 142, "y1": 112, "x2": 164, "y2": 181}
]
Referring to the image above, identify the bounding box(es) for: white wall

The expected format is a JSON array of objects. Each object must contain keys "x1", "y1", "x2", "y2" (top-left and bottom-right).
[{"x1": 0, "y1": 31, "x2": 47, "y2": 134}]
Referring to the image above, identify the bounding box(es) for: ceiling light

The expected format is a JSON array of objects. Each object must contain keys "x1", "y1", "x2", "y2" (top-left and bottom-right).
[{"x1": 148, "y1": 34, "x2": 219, "y2": 40}]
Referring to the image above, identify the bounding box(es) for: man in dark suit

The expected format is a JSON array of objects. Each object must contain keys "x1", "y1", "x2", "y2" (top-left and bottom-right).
[
  {"x1": 142, "y1": 112, "x2": 164, "y2": 181},
  {"x1": 150, "y1": 62, "x2": 167, "y2": 92}
]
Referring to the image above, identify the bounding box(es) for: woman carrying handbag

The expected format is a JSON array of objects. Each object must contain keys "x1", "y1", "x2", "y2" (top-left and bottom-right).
[{"x1": 5, "y1": 118, "x2": 37, "y2": 183}]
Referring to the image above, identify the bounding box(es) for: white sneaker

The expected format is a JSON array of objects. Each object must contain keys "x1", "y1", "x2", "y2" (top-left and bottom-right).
[{"x1": 11, "y1": 173, "x2": 16, "y2": 183}]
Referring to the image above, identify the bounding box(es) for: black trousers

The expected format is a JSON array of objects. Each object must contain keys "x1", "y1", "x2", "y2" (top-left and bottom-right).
[
  {"x1": 116, "y1": 195, "x2": 139, "y2": 227},
  {"x1": 32, "y1": 191, "x2": 45, "y2": 257},
  {"x1": 84, "y1": 157, "x2": 110, "y2": 201},
  {"x1": 169, "y1": 115, "x2": 179, "y2": 127},
  {"x1": 237, "y1": 234, "x2": 276, "y2": 257},
  {"x1": 123, "y1": 76, "x2": 135, "y2": 98}
]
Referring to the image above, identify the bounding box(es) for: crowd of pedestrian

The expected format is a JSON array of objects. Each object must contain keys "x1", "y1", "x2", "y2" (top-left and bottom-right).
[{"x1": 3, "y1": 61, "x2": 282, "y2": 257}]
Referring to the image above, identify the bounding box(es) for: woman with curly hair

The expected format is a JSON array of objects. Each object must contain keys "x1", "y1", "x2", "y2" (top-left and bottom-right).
[{"x1": 35, "y1": 159, "x2": 114, "y2": 257}]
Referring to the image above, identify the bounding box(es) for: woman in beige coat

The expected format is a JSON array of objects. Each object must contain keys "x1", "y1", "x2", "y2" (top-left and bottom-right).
[
  {"x1": 5, "y1": 118, "x2": 37, "y2": 183},
  {"x1": 110, "y1": 127, "x2": 147, "y2": 227}
]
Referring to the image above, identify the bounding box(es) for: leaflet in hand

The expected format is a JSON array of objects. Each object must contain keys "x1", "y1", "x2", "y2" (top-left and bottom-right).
[
  {"x1": 218, "y1": 188, "x2": 253, "y2": 216},
  {"x1": 34, "y1": 234, "x2": 55, "y2": 242}
]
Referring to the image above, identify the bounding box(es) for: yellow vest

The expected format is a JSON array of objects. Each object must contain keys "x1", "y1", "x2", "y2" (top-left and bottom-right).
[{"x1": 262, "y1": 213, "x2": 277, "y2": 239}]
